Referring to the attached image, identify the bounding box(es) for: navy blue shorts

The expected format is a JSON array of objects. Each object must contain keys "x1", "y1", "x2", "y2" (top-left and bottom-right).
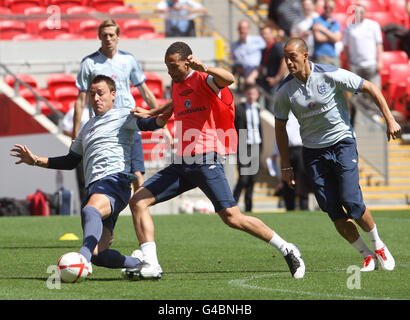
[
  {"x1": 131, "y1": 131, "x2": 145, "y2": 174},
  {"x1": 85, "y1": 173, "x2": 131, "y2": 232},
  {"x1": 302, "y1": 137, "x2": 366, "y2": 221},
  {"x1": 143, "y1": 153, "x2": 237, "y2": 213}
]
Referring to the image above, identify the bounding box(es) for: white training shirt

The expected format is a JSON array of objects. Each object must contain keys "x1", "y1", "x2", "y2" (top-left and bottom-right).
[{"x1": 274, "y1": 62, "x2": 364, "y2": 148}]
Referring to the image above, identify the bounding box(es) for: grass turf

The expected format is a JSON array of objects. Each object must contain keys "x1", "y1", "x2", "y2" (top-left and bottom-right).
[{"x1": 0, "y1": 210, "x2": 409, "y2": 301}]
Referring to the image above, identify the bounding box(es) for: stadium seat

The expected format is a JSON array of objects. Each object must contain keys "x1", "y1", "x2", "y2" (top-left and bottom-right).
[
  {"x1": 387, "y1": 0, "x2": 406, "y2": 12},
  {"x1": 380, "y1": 50, "x2": 409, "y2": 97},
  {"x1": 346, "y1": 0, "x2": 387, "y2": 12},
  {"x1": 385, "y1": 64, "x2": 410, "y2": 106},
  {"x1": 366, "y1": 11, "x2": 401, "y2": 28},
  {"x1": 122, "y1": 19, "x2": 155, "y2": 38},
  {"x1": 38, "y1": 20, "x2": 70, "y2": 39},
  {"x1": 0, "y1": 20, "x2": 26, "y2": 40},
  {"x1": 108, "y1": 4, "x2": 137, "y2": 14},
  {"x1": 4, "y1": 73, "x2": 37, "y2": 90},
  {"x1": 49, "y1": 0, "x2": 83, "y2": 12},
  {"x1": 0, "y1": 7, "x2": 12, "y2": 14},
  {"x1": 89, "y1": 0, "x2": 124, "y2": 12},
  {"x1": 78, "y1": 19, "x2": 100, "y2": 39},
  {"x1": 144, "y1": 71, "x2": 164, "y2": 98},
  {"x1": 12, "y1": 33, "x2": 44, "y2": 41},
  {"x1": 137, "y1": 32, "x2": 165, "y2": 40},
  {"x1": 54, "y1": 33, "x2": 86, "y2": 40},
  {"x1": 131, "y1": 86, "x2": 142, "y2": 105},
  {"x1": 66, "y1": 6, "x2": 98, "y2": 33},
  {"x1": 7, "y1": 0, "x2": 42, "y2": 13},
  {"x1": 24, "y1": 6, "x2": 47, "y2": 34},
  {"x1": 392, "y1": 76, "x2": 410, "y2": 121},
  {"x1": 37, "y1": 100, "x2": 65, "y2": 116},
  {"x1": 54, "y1": 87, "x2": 79, "y2": 113},
  {"x1": 46, "y1": 73, "x2": 76, "y2": 98}
]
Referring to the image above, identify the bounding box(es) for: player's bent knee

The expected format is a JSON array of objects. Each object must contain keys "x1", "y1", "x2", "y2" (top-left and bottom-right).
[{"x1": 218, "y1": 208, "x2": 244, "y2": 230}]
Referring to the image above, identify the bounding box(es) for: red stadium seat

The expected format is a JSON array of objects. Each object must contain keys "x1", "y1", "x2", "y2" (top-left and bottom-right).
[
  {"x1": 131, "y1": 86, "x2": 143, "y2": 105},
  {"x1": 78, "y1": 19, "x2": 100, "y2": 39},
  {"x1": 108, "y1": 4, "x2": 137, "y2": 14},
  {"x1": 144, "y1": 71, "x2": 164, "y2": 98},
  {"x1": 38, "y1": 100, "x2": 65, "y2": 115},
  {"x1": 5, "y1": 73, "x2": 37, "y2": 89},
  {"x1": 12, "y1": 33, "x2": 44, "y2": 41},
  {"x1": 366, "y1": 12, "x2": 401, "y2": 28},
  {"x1": 46, "y1": 73, "x2": 76, "y2": 98},
  {"x1": 380, "y1": 50, "x2": 409, "y2": 96},
  {"x1": 38, "y1": 20, "x2": 70, "y2": 39},
  {"x1": 66, "y1": 6, "x2": 98, "y2": 33},
  {"x1": 346, "y1": 0, "x2": 387, "y2": 12},
  {"x1": 24, "y1": 6, "x2": 47, "y2": 34},
  {"x1": 89, "y1": 0, "x2": 124, "y2": 12},
  {"x1": 122, "y1": 19, "x2": 155, "y2": 38},
  {"x1": 7, "y1": 0, "x2": 42, "y2": 13},
  {"x1": 137, "y1": 32, "x2": 165, "y2": 39},
  {"x1": 54, "y1": 87, "x2": 79, "y2": 113},
  {"x1": 54, "y1": 33, "x2": 86, "y2": 40},
  {"x1": 0, "y1": 20, "x2": 26, "y2": 40},
  {"x1": 0, "y1": 7, "x2": 12, "y2": 14},
  {"x1": 49, "y1": 0, "x2": 83, "y2": 13},
  {"x1": 392, "y1": 76, "x2": 410, "y2": 121},
  {"x1": 385, "y1": 64, "x2": 410, "y2": 105}
]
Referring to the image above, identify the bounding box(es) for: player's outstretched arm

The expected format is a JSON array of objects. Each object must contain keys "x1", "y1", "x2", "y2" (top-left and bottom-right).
[
  {"x1": 361, "y1": 80, "x2": 402, "y2": 141},
  {"x1": 10, "y1": 144, "x2": 48, "y2": 167},
  {"x1": 187, "y1": 55, "x2": 235, "y2": 88}
]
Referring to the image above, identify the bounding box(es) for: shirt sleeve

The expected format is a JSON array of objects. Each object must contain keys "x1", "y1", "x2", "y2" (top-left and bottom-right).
[
  {"x1": 130, "y1": 56, "x2": 146, "y2": 87},
  {"x1": 330, "y1": 68, "x2": 364, "y2": 95},
  {"x1": 273, "y1": 88, "x2": 291, "y2": 121},
  {"x1": 76, "y1": 59, "x2": 91, "y2": 92},
  {"x1": 70, "y1": 128, "x2": 84, "y2": 156}
]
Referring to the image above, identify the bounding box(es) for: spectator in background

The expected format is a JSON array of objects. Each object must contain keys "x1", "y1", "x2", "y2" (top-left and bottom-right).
[
  {"x1": 246, "y1": 25, "x2": 287, "y2": 113},
  {"x1": 312, "y1": 0, "x2": 342, "y2": 66},
  {"x1": 290, "y1": 0, "x2": 319, "y2": 56},
  {"x1": 272, "y1": 111, "x2": 310, "y2": 211},
  {"x1": 155, "y1": 0, "x2": 207, "y2": 37},
  {"x1": 267, "y1": 0, "x2": 304, "y2": 40},
  {"x1": 343, "y1": 3, "x2": 383, "y2": 90},
  {"x1": 231, "y1": 19, "x2": 266, "y2": 90},
  {"x1": 233, "y1": 84, "x2": 263, "y2": 212}
]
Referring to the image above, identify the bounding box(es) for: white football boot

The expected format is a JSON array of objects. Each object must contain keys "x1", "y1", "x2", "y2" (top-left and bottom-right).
[
  {"x1": 375, "y1": 246, "x2": 395, "y2": 271},
  {"x1": 121, "y1": 249, "x2": 162, "y2": 280},
  {"x1": 283, "y1": 244, "x2": 305, "y2": 279},
  {"x1": 360, "y1": 255, "x2": 378, "y2": 272}
]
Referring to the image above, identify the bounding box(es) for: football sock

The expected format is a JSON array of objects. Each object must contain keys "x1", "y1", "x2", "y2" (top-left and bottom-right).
[
  {"x1": 141, "y1": 242, "x2": 160, "y2": 266},
  {"x1": 365, "y1": 224, "x2": 385, "y2": 251},
  {"x1": 269, "y1": 232, "x2": 289, "y2": 256},
  {"x1": 351, "y1": 235, "x2": 374, "y2": 258},
  {"x1": 91, "y1": 249, "x2": 142, "y2": 269},
  {"x1": 79, "y1": 206, "x2": 103, "y2": 262}
]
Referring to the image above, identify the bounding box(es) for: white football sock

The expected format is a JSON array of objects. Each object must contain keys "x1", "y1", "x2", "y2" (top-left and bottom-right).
[
  {"x1": 365, "y1": 224, "x2": 385, "y2": 251},
  {"x1": 140, "y1": 242, "x2": 160, "y2": 266},
  {"x1": 269, "y1": 232, "x2": 289, "y2": 256},
  {"x1": 351, "y1": 236, "x2": 374, "y2": 258}
]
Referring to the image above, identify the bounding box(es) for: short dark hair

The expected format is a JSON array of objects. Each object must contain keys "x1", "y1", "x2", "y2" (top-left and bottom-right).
[
  {"x1": 90, "y1": 75, "x2": 116, "y2": 92},
  {"x1": 243, "y1": 83, "x2": 259, "y2": 92},
  {"x1": 284, "y1": 37, "x2": 309, "y2": 54},
  {"x1": 165, "y1": 41, "x2": 193, "y2": 60}
]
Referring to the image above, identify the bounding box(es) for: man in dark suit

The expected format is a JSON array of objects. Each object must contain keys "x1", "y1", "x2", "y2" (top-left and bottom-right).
[{"x1": 233, "y1": 84, "x2": 263, "y2": 212}]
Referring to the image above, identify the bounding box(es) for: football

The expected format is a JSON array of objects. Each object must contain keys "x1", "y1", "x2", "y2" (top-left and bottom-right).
[
  {"x1": 57, "y1": 252, "x2": 91, "y2": 283},
  {"x1": 178, "y1": 199, "x2": 194, "y2": 214}
]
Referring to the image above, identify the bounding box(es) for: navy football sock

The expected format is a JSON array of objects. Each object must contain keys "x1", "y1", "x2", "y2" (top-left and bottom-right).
[
  {"x1": 79, "y1": 206, "x2": 102, "y2": 262},
  {"x1": 91, "y1": 249, "x2": 142, "y2": 269}
]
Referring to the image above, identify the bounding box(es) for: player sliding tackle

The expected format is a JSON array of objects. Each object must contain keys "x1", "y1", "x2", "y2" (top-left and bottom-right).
[
  {"x1": 10, "y1": 75, "x2": 173, "y2": 278},
  {"x1": 122, "y1": 41, "x2": 306, "y2": 280}
]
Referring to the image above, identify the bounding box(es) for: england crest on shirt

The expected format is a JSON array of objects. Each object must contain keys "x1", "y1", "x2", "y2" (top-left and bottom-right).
[{"x1": 317, "y1": 83, "x2": 327, "y2": 94}]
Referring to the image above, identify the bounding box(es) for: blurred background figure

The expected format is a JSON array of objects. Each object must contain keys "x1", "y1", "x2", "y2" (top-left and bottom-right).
[
  {"x1": 312, "y1": 0, "x2": 342, "y2": 66},
  {"x1": 231, "y1": 19, "x2": 266, "y2": 91},
  {"x1": 156, "y1": 0, "x2": 207, "y2": 37},
  {"x1": 267, "y1": 0, "x2": 304, "y2": 40},
  {"x1": 233, "y1": 84, "x2": 263, "y2": 212},
  {"x1": 290, "y1": 0, "x2": 319, "y2": 56},
  {"x1": 246, "y1": 25, "x2": 287, "y2": 114}
]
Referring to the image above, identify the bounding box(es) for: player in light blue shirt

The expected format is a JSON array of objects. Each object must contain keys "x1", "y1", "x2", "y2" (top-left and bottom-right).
[
  {"x1": 274, "y1": 38, "x2": 401, "y2": 272},
  {"x1": 11, "y1": 75, "x2": 173, "y2": 277},
  {"x1": 72, "y1": 19, "x2": 163, "y2": 190}
]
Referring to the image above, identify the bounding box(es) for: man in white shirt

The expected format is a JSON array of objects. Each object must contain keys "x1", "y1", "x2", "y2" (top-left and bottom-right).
[{"x1": 343, "y1": 3, "x2": 383, "y2": 88}]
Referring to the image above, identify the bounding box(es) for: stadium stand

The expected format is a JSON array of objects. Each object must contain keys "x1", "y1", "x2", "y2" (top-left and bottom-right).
[
  {"x1": 122, "y1": 19, "x2": 156, "y2": 38},
  {"x1": 5, "y1": 73, "x2": 37, "y2": 89},
  {"x1": 0, "y1": 20, "x2": 26, "y2": 40},
  {"x1": 7, "y1": 0, "x2": 42, "y2": 14},
  {"x1": 38, "y1": 20, "x2": 70, "y2": 39},
  {"x1": 49, "y1": 0, "x2": 84, "y2": 13},
  {"x1": 78, "y1": 19, "x2": 100, "y2": 39},
  {"x1": 53, "y1": 86, "x2": 79, "y2": 113},
  {"x1": 46, "y1": 73, "x2": 76, "y2": 99},
  {"x1": 89, "y1": 0, "x2": 125, "y2": 12}
]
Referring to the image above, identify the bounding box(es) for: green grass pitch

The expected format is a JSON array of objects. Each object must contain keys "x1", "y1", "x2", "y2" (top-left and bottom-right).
[{"x1": 0, "y1": 210, "x2": 409, "y2": 301}]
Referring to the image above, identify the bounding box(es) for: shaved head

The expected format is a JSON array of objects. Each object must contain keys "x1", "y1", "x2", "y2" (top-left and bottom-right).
[{"x1": 284, "y1": 38, "x2": 309, "y2": 54}]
